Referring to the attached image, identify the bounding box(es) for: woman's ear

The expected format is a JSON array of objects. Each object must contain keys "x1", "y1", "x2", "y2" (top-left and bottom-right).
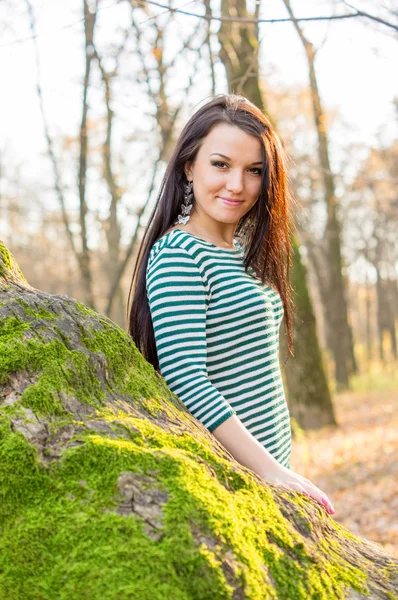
[{"x1": 184, "y1": 161, "x2": 193, "y2": 182}]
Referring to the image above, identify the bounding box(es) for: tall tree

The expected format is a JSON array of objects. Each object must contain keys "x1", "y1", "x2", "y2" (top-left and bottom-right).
[{"x1": 281, "y1": 0, "x2": 356, "y2": 389}]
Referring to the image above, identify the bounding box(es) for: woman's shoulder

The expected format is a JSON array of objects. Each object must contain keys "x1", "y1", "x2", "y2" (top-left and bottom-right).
[
  {"x1": 149, "y1": 228, "x2": 186, "y2": 256},
  {"x1": 147, "y1": 228, "x2": 196, "y2": 272}
]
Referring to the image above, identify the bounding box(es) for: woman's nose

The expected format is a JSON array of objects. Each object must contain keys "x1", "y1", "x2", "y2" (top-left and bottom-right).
[{"x1": 226, "y1": 170, "x2": 244, "y2": 193}]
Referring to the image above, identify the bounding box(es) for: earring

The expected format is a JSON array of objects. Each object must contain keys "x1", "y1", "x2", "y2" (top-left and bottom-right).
[{"x1": 175, "y1": 181, "x2": 193, "y2": 225}]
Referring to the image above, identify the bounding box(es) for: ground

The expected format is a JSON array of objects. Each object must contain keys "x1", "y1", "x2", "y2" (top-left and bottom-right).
[{"x1": 291, "y1": 369, "x2": 398, "y2": 558}]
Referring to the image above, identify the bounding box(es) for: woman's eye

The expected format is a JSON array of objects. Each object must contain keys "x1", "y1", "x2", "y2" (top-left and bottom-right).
[{"x1": 211, "y1": 161, "x2": 262, "y2": 176}]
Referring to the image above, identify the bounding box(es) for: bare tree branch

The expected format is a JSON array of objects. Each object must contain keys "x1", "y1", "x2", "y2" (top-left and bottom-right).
[
  {"x1": 8, "y1": 0, "x2": 397, "y2": 52},
  {"x1": 2, "y1": 0, "x2": 121, "y2": 48},
  {"x1": 340, "y1": 0, "x2": 398, "y2": 32},
  {"x1": 132, "y1": 0, "x2": 398, "y2": 31},
  {"x1": 165, "y1": 17, "x2": 203, "y2": 71}
]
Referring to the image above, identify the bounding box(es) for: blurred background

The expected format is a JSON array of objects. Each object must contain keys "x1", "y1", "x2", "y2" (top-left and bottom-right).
[{"x1": 0, "y1": 0, "x2": 397, "y2": 555}]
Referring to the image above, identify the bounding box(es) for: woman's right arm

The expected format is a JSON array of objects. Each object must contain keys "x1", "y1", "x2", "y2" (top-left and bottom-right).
[
  {"x1": 146, "y1": 243, "x2": 335, "y2": 515},
  {"x1": 212, "y1": 414, "x2": 336, "y2": 514},
  {"x1": 211, "y1": 413, "x2": 282, "y2": 476}
]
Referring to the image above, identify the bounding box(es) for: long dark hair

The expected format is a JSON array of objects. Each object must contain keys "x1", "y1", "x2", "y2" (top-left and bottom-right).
[{"x1": 128, "y1": 94, "x2": 296, "y2": 372}]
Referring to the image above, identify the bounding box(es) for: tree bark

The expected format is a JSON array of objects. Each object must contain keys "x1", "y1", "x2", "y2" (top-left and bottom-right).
[
  {"x1": 282, "y1": 239, "x2": 335, "y2": 429},
  {"x1": 217, "y1": 0, "x2": 264, "y2": 110},
  {"x1": 0, "y1": 242, "x2": 397, "y2": 598}
]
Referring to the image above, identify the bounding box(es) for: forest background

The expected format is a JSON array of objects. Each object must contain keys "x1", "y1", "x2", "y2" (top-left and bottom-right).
[{"x1": 1, "y1": 0, "x2": 397, "y2": 557}]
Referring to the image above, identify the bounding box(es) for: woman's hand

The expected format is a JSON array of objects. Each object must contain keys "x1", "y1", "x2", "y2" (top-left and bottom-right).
[{"x1": 262, "y1": 463, "x2": 336, "y2": 515}]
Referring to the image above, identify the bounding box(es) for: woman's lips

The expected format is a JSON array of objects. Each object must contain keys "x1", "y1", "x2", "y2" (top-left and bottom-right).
[{"x1": 219, "y1": 197, "x2": 244, "y2": 206}]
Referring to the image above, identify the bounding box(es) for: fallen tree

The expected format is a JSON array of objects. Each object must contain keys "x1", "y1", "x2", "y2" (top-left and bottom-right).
[{"x1": 0, "y1": 241, "x2": 397, "y2": 600}]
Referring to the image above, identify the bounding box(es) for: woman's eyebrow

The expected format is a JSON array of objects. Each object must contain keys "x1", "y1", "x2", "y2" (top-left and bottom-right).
[{"x1": 210, "y1": 152, "x2": 263, "y2": 165}]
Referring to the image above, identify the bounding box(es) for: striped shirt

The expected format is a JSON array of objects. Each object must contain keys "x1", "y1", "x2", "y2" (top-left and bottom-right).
[{"x1": 146, "y1": 228, "x2": 292, "y2": 468}]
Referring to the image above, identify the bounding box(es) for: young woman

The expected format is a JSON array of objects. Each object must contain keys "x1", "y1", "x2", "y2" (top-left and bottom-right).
[{"x1": 129, "y1": 94, "x2": 335, "y2": 515}]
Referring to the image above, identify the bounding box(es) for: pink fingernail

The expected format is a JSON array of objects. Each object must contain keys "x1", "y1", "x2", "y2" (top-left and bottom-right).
[{"x1": 321, "y1": 498, "x2": 328, "y2": 505}]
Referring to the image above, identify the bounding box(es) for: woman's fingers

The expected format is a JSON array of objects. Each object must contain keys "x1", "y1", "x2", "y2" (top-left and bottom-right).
[
  {"x1": 306, "y1": 483, "x2": 336, "y2": 513},
  {"x1": 309, "y1": 489, "x2": 336, "y2": 514},
  {"x1": 287, "y1": 481, "x2": 336, "y2": 514},
  {"x1": 264, "y1": 466, "x2": 336, "y2": 515},
  {"x1": 286, "y1": 480, "x2": 310, "y2": 496}
]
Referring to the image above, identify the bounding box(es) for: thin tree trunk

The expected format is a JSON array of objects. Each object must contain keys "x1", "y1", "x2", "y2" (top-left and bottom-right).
[
  {"x1": 91, "y1": 43, "x2": 124, "y2": 324},
  {"x1": 218, "y1": 0, "x2": 265, "y2": 112},
  {"x1": 387, "y1": 279, "x2": 397, "y2": 359},
  {"x1": 365, "y1": 274, "x2": 373, "y2": 365},
  {"x1": 376, "y1": 268, "x2": 385, "y2": 362},
  {"x1": 78, "y1": 0, "x2": 97, "y2": 309},
  {"x1": 281, "y1": 0, "x2": 355, "y2": 390}
]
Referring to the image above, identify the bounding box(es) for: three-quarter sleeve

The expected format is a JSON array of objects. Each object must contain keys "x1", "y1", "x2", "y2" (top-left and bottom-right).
[{"x1": 146, "y1": 244, "x2": 236, "y2": 431}]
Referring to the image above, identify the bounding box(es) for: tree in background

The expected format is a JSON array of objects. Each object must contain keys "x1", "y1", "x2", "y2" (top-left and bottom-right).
[{"x1": 282, "y1": 0, "x2": 356, "y2": 390}]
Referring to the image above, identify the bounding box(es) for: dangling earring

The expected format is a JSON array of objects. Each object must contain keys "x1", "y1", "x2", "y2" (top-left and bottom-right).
[{"x1": 175, "y1": 181, "x2": 193, "y2": 225}]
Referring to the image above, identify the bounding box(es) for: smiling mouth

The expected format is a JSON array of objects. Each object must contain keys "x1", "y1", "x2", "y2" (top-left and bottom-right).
[{"x1": 218, "y1": 197, "x2": 244, "y2": 205}]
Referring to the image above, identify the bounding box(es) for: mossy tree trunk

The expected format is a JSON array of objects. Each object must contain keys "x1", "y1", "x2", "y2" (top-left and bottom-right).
[
  {"x1": 281, "y1": 239, "x2": 336, "y2": 429},
  {"x1": 217, "y1": 1, "x2": 335, "y2": 430},
  {"x1": 0, "y1": 244, "x2": 397, "y2": 599}
]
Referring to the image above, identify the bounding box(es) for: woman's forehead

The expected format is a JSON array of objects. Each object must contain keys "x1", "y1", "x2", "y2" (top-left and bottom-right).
[{"x1": 198, "y1": 124, "x2": 262, "y2": 160}]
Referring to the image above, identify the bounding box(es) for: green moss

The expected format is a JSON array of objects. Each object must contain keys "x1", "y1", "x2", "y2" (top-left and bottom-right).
[
  {"x1": 0, "y1": 242, "x2": 26, "y2": 282},
  {"x1": 0, "y1": 295, "x2": 388, "y2": 598},
  {"x1": 14, "y1": 298, "x2": 55, "y2": 321},
  {"x1": 0, "y1": 419, "x2": 51, "y2": 519},
  {"x1": 75, "y1": 301, "x2": 98, "y2": 316},
  {"x1": 0, "y1": 242, "x2": 13, "y2": 273},
  {"x1": 52, "y1": 325, "x2": 70, "y2": 346},
  {"x1": 80, "y1": 319, "x2": 185, "y2": 419},
  {"x1": 97, "y1": 404, "x2": 248, "y2": 491},
  {"x1": 0, "y1": 316, "x2": 105, "y2": 415},
  {"x1": 0, "y1": 316, "x2": 30, "y2": 344},
  {"x1": 0, "y1": 396, "x2": 374, "y2": 600}
]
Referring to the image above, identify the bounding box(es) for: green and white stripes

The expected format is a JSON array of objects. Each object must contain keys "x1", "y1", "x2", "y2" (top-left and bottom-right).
[{"x1": 146, "y1": 229, "x2": 291, "y2": 468}]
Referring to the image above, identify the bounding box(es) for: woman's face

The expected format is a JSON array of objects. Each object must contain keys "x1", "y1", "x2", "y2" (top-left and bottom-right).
[{"x1": 184, "y1": 122, "x2": 263, "y2": 225}]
